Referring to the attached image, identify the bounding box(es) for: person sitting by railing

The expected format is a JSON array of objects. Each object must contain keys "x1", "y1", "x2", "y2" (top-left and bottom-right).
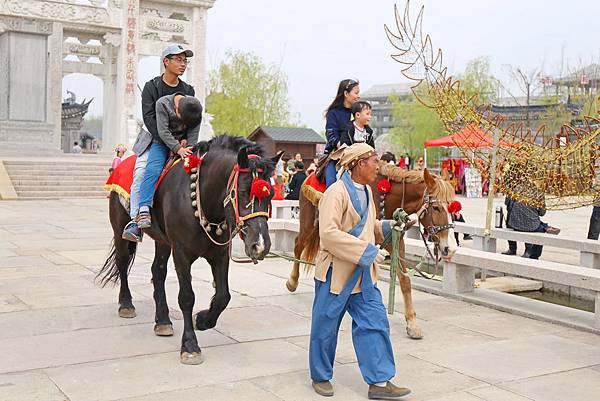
[{"x1": 502, "y1": 196, "x2": 560, "y2": 259}]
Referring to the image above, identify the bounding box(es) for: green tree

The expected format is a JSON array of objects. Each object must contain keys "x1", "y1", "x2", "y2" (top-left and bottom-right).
[
  {"x1": 459, "y1": 56, "x2": 499, "y2": 106},
  {"x1": 206, "y1": 51, "x2": 291, "y2": 135},
  {"x1": 388, "y1": 94, "x2": 448, "y2": 165}
]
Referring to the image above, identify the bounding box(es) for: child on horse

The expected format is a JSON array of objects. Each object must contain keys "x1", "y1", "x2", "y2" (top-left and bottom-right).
[
  {"x1": 135, "y1": 93, "x2": 203, "y2": 229},
  {"x1": 122, "y1": 44, "x2": 196, "y2": 242},
  {"x1": 339, "y1": 100, "x2": 375, "y2": 148},
  {"x1": 323, "y1": 79, "x2": 360, "y2": 187}
]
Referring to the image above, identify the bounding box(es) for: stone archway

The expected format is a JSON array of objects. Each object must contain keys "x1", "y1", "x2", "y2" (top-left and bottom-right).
[{"x1": 0, "y1": 0, "x2": 216, "y2": 155}]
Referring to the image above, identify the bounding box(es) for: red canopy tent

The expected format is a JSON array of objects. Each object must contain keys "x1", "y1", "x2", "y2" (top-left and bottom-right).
[{"x1": 425, "y1": 124, "x2": 495, "y2": 148}]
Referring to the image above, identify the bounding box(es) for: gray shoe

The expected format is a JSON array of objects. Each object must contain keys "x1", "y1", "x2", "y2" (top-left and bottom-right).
[
  {"x1": 368, "y1": 381, "x2": 411, "y2": 399},
  {"x1": 137, "y1": 211, "x2": 151, "y2": 229},
  {"x1": 312, "y1": 380, "x2": 334, "y2": 397}
]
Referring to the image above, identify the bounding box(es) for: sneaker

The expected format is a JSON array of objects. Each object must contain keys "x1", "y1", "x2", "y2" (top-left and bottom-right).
[
  {"x1": 122, "y1": 221, "x2": 143, "y2": 242},
  {"x1": 311, "y1": 380, "x2": 334, "y2": 397},
  {"x1": 368, "y1": 381, "x2": 411, "y2": 399},
  {"x1": 463, "y1": 234, "x2": 473, "y2": 241},
  {"x1": 545, "y1": 226, "x2": 561, "y2": 235},
  {"x1": 137, "y1": 211, "x2": 151, "y2": 229}
]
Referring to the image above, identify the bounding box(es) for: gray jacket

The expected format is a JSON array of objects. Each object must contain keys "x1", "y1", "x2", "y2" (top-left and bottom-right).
[
  {"x1": 155, "y1": 94, "x2": 201, "y2": 153},
  {"x1": 132, "y1": 127, "x2": 153, "y2": 156}
]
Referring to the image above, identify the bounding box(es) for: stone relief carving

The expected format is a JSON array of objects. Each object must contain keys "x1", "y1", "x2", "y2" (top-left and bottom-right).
[
  {"x1": 5, "y1": 0, "x2": 109, "y2": 25},
  {"x1": 103, "y1": 32, "x2": 121, "y2": 46},
  {"x1": 146, "y1": 18, "x2": 185, "y2": 33},
  {"x1": 0, "y1": 16, "x2": 53, "y2": 35},
  {"x1": 66, "y1": 43, "x2": 102, "y2": 57}
]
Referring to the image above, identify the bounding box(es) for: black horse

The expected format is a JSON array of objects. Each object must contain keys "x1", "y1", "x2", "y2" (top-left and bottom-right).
[{"x1": 98, "y1": 135, "x2": 281, "y2": 364}]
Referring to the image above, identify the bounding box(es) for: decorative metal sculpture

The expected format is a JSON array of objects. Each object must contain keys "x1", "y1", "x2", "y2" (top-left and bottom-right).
[{"x1": 385, "y1": 1, "x2": 600, "y2": 209}]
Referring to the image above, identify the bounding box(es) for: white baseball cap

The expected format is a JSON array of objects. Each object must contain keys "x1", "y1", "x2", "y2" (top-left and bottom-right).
[{"x1": 161, "y1": 44, "x2": 194, "y2": 59}]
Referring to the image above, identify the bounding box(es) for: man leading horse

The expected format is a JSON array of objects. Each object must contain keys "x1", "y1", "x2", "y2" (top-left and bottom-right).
[{"x1": 309, "y1": 143, "x2": 411, "y2": 399}]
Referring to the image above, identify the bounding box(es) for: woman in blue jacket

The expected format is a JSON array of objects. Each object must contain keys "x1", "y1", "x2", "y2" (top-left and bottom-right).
[{"x1": 323, "y1": 79, "x2": 360, "y2": 187}]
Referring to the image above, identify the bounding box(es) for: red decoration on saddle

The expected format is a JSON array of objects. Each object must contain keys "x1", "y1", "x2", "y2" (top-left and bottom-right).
[
  {"x1": 377, "y1": 178, "x2": 392, "y2": 194},
  {"x1": 183, "y1": 155, "x2": 202, "y2": 173},
  {"x1": 250, "y1": 178, "x2": 272, "y2": 200}
]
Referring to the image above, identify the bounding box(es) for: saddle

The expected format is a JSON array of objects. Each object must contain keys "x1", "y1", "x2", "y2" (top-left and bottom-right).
[
  {"x1": 301, "y1": 172, "x2": 326, "y2": 207},
  {"x1": 314, "y1": 153, "x2": 331, "y2": 184}
]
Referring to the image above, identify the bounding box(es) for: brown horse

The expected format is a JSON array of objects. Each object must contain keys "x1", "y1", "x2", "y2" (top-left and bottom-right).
[{"x1": 286, "y1": 163, "x2": 456, "y2": 339}]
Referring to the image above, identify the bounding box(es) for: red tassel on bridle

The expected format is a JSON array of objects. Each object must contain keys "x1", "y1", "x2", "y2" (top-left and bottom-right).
[
  {"x1": 250, "y1": 178, "x2": 272, "y2": 201},
  {"x1": 377, "y1": 178, "x2": 392, "y2": 194}
]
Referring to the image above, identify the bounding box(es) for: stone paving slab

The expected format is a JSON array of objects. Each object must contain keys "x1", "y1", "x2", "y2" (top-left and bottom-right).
[
  {"x1": 0, "y1": 294, "x2": 29, "y2": 313},
  {"x1": 45, "y1": 339, "x2": 306, "y2": 401},
  {"x1": 0, "y1": 301, "x2": 157, "y2": 340},
  {"x1": 499, "y1": 367, "x2": 600, "y2": 401},
  {"x1": 119, "y1": 380, "x2": 285, "y2": 401},
  {"x1": 410, "y1": 334, "x2": 600, "y2": 383},
  {"x1": 465, "y1": 386, "x2": 533, "y2": 401},
  {"x1": 0, "y1": 321, "x2": 233, "y2": 374},
  {"x1": 0, "y1": 372, "x2": 68, "y2": 401},
  {"x1": 215, "y1": 305, "x2": 311, "y2": 342}
]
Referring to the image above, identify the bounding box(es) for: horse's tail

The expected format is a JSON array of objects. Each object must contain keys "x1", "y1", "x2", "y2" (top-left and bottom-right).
[
  {"x1": 96, "y1": 239, "x2": 137, "y2": 287},
  {"x1": 300, "y1": 222, "x2": 320, "y2": 268}
]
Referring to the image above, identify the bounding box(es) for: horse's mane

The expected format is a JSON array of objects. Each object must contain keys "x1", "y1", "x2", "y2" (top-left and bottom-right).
[
  {"x1": 210, "y1": 134, "x2": 266, "y2": 157},
  {"x1": 194, "y1": 134, "x2": 274, "y2": 175},
  {"x1": 378, "y1": 161, "x2": 455, "y2": 204}
]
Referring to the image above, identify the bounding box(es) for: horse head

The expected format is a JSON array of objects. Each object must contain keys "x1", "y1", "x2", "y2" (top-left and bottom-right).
[
  {"x1": 418, "y1": 169, "x2": 457, "y2": 261},
  {"x1": 231, "y1": 147, "x2": 283, "y2": 263}
]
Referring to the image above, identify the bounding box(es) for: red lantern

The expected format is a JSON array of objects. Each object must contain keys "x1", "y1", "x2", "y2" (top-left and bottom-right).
[
  {"x1": 448, "y1": 200, "x2": 462, "y2": 214},
  {"x1": 377, "y1": 178, "x2": 392, "y2": 194},
  {"x1": 250, "y1": 178, "x2": 272, "y2": 200}
]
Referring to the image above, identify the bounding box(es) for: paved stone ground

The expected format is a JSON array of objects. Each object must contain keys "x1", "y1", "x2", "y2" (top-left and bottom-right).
[{"x1": 1, "y1": 198, "x2": 599, "y2": 401}]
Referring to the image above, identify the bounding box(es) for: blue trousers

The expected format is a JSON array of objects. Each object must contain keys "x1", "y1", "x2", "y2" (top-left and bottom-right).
[
  {"x1": 325, "y1": 159, "x2": 337, "y2": 188},
  {"x1": 309, "y1": 267, "x2": 396, "y2": 384},
  {"x1": 129, "y1": 150, "x2": 148, "y2": 218},
  {"x1": 138, "y1": 141, "x2": 170, "y2": 208}
]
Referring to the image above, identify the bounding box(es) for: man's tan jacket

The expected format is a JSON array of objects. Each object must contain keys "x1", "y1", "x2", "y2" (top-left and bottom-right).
[{"x1": 316, "y1": 178, "x2": 390, "y2": 294}]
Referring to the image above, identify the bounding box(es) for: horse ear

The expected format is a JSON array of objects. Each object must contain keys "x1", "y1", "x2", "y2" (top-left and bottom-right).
[
  {"x1": 423, "y1": 168, "x2": 436, "y2": 191},
  {"x1": 238, "y1": 147, "x2": 249, "y2": 168},
  {"x1": 271, "y1": 150, "x2": 284, "y2": 164}
]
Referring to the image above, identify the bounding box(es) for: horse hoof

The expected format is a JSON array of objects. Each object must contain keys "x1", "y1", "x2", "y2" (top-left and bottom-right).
[
  {"x1": 118, "y1": 307, "x2": 137, "y2": 319},
  {"x1": 285, "y1": 280, "x2": 297, "y2": 293},
  {"x1": 180, "y1": 351, "x2": 203, "y2": 365},
  {"x1": 406, "y1": 324, "x2": 424, "y2": 340},
  {"x1": 154, "y1": 324, "x2": 174, "y2": 337}
]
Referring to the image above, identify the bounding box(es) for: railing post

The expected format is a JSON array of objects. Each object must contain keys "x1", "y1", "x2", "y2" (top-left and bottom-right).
[
  {"x1": 595, "y1": 292, "x2": 600, "y2": 329},
  {"x1": 580, "y1": 252, "x2": 600, "y2": 269},
  {"x1": 442, "y1": 262, "x2": 475, "y2": 294}
]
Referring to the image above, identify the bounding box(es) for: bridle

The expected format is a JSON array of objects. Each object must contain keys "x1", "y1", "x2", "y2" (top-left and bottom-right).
[
  {"x1": 192, "y1": 153, "x2": 271, "y2": 246},
  {"x1": 223, "y1": 154, "x2": 271, "y2": 238},
  {"x1": 416, "y1": 190, "x2": 454, "y2": 262}
]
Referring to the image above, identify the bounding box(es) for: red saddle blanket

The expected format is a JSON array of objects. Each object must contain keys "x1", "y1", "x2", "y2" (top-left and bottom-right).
[
  {"x1": 104, "y1": 155, "x2": 180, "y2": 199},
  {"x1": 301, "y1": 172, "x2": 327, "y2": 206}
]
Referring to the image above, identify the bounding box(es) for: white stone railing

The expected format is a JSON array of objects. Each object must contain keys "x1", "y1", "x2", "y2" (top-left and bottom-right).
[
  {"x1": 271, "y1": 200, "x2": 299, "y2": 220},
  {"x1": 267, "y1": 218, "x2": 600, "y2": 332}
]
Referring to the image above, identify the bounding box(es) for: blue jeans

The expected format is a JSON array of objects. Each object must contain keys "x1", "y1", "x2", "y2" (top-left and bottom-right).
[
  {"x1": 129, "y1": 150, "x2": 148, "y2": 219},
  {"x1": 138, "y1": 141, "x2": 170, "y2": 209}
]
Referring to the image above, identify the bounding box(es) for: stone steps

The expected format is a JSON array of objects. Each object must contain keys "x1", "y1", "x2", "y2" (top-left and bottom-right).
[{"x1": 3, "y1": 159, "x2": 112, "y2": 199}]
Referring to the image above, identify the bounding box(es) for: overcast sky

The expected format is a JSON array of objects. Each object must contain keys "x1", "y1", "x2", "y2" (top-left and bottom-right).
[{"x1": 65, "y1": 0, "x2": 600, "y2": 132}]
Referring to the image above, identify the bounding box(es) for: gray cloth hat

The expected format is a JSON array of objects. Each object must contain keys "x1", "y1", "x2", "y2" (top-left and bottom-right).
[{"x1": 161, "y1": 44, "x2": 194, "y2": 59}]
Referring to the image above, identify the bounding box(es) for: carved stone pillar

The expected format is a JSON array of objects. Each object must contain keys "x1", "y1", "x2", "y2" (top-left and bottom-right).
[
  {"x1": 48, "y1": 21, "x2": 63, "y2": 151},
  {"x1": 188, "y1": 6, "x2": 208, "y2": 103},
  {"x1": 108, "y1": 0, "x2": 140, "y2": 153}
]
